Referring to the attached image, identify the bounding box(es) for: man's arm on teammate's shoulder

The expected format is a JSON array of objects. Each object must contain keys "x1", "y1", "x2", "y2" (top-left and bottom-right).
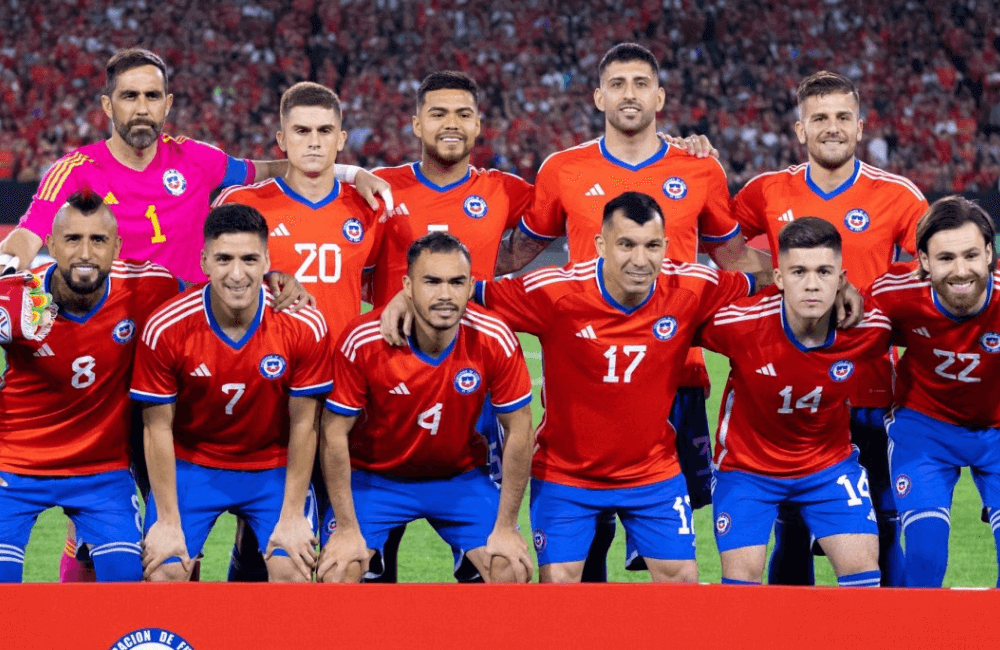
[
  {"x1": 0, "y1": 228, "x2": 44, "y2": 274},
  {"x1": 265, "y1": 395, "x2": 321, "y2": 580},
  {"x1": 141, "y1": 402, "x2": 194, "y2": 578},
  {"x1": 486, "y1": 404, "x2": 534, "y2": 583},
  {"x1": 495, "y1": 227, "x2": 550, "y2": 276},
  {"x1": 266, "y1": 271, "x2": 316, "y2": 313},
  {"x1": 660, "y1": 132, "x2": 720, "y2": 159},
  {"x1": 317, "y1": 410, "x2": 369, "y2": 583},
  {"x1": 706, "y1": 235, "x2": 774, "y2": 288},
  {"x1": 835, "y1": 279, "x2": 864, "y2": 329}
]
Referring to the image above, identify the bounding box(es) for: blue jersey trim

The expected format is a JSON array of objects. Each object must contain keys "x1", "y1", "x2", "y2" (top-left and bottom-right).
[
  {"x1": 220, "y1": 156, "x2": 251, "y2": 189},
  {"x1": 780, "y1": 298, "x2": 836, "y2": 352},
  {"x1": 701, "y1": 223, "x2": 742, "y2": 243},
  {"x1": 517, "y1": 218, "x2": 557, "y2": 242},
  {"x1": 595, "y1": 258, "x2": 655, "y2": 315},
  {"x1": 412, "y1": 162, "x2": 472, "y2": 193},
  {"x1": 474, "y1": 280, "x2": 487, "y2": 306},
  {"x1": 492, "y1": 392, "x2": 532, "y2": 413},
  {"x1": 130, "y1": 390, "x2": 177, "y2": 404},
  {"x1": 932, "y1": 280, "x2": 993, "y2": 322},
  {"x1": 744, "y1": 272, "x2": 756, "y2": 296},
  {"x1": 407, "y1": 329, "x2": 459, "y2": 367},
  {"x1": 275, "y1": 177, "x2": 341, "y2": 209},
  {"x1": 45, "y1": 264, "x2": 110, "y2": 324},
  {"x1": 598, "y1": 136, "x2": 668, "y2": 171},
  {"x1": 290, "y1": 381, "x2": 334, "y2": 397},
  {"x1": 804, "y1": 159, "x2": 861, "y2": 200},
  {"x1": 204, "y1": 285, "x2": 264, "y2": 350},
  {"x1": 324, "y1": 399, "x2": 362, "y2": 416}
]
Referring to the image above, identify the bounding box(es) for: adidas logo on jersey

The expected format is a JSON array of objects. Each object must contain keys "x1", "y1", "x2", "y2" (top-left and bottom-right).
[
  {"x1": 755, "y1": 363, "x2": 776, "y2": 376},
  {"x1": 389, "y1": 382, "x2": 410, "y2": 395},
  {"x1": 777, "y1": 210, "x2": 794, "y2": 222},
  {"x1": 575, "y1": 325, "x2": 597, "y2": 339},
  {"x1": 585, "y1": 184, "x2": 606, "y2": 197},
  {"x1": 189, "y1": 363, "x2": 212, "y2": 377},
  {"x1": 912, "y1": 327, "x2": 931, "y2": 338},
  {"x1": 270, "y1": 223, "x2": 290, "y2": 237},
  {"x1": 391, "y1": 204, "x2": 410, "y2": 217},
  {"x1": 33, "y1": 343, "x2": 54, "y2": 357}
]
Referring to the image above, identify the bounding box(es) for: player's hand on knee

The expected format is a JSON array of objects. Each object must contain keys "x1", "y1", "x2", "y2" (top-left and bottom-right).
[
  {"x1": 142, "y1": 521, "x2": 192, "y2": 579},
  {"x1": 317, "y1": 528, "x2": 370, "y2": 583},
  {"x1": 379, "y1": 290, "x2": 413, "y2": 346},
  {"x1": 485, "y1": 526, "x2": 534, "y2": 583},
  {"x1": 267, "y1": 271, "x2": 317, "y2": 313},
  {"x1": 265, "y1": 514, "x2": 319, "y2": 581}
]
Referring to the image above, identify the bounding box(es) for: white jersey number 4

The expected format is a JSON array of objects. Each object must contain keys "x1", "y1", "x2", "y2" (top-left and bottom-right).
[{"x1": 418, "y1": 403, "x2": 443, "y2": 436}]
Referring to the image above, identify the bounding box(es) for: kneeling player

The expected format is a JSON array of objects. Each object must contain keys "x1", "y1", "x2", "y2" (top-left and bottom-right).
[
  {"x1": 318, "y1": 232, "x2": 534, "y2": 583},
  {"x1": 133, "y1": 204, "x2": 332, "y2": 582},
  {"x1": 697, "y1": 218, "x2": 888, "y2": 586}
]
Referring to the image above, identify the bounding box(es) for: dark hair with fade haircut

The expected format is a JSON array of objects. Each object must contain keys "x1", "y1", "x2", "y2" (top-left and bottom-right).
[
  {"x1": 777, "y1": 217, "x2": 842, "y2": 255},
  {"x1": 796, "y1": 71, "x2": 859, "y2": 109},
  {"x1": 105, "y1": 48, "x2": 168, "y2": 96},
  {"x1": 406, "y1": 231, "x2": 472, "y2": 272},
  {"x1": 280, "y1": 81, "x2": 342, "y2": 123},
  {"x1": 915, "y1": 195, "x2": 997, "y2": 278},
  {"x1": 602, "y1": 191, "x2": 664, "y2": 227},
  {"x1": 64, "y1": 188, "x2": 107, "y2": 216},
  {"x1": 598, "y1": 43, "x2": 659, "y2": 80},
  {"x1": 203, "y1": 203, "x2": 269, "y2": 244},
  {"x1": 416, "y1": 71, "x2": 479, "y2": 111}
]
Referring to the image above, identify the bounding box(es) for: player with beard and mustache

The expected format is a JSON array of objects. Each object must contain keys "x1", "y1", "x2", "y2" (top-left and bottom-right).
[{"x1": 0, "y1": 189, "x2": 181, "y2": 582}]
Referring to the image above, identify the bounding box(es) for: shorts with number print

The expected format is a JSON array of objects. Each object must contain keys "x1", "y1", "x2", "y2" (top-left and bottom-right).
[
  {"x1": 712, "y1": 449, "x2": 877, "y2": 553},
  {"x1": 530, "y1": 473, "x2": 695, "y2": 566}
]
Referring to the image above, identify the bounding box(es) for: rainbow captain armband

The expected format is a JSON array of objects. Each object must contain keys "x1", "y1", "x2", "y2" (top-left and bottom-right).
[{"x1": 0, "y1": 272, "x2": 56, "y2": 344}]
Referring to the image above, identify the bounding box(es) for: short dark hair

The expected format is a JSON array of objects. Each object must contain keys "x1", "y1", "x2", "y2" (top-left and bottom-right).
[
  {"x1": 105, "y1": 48, "x2": 168, "y2": 96},
  {"x1": 280, "y1": 81, "x2": 342, "y2": 123},
  {"x1": 916, "y1": 195, "x2": 997, "y2": 277},
  {"x1": 203, "y1": 204, "x2": 269, "y2": 244},
  {"x1": 777, "y1": 217, "x2": 842, "y2": 255},
  {"x1": 796, "y1": 71, "x2": 859, "y2": 109},
  {"x1": 598, "y1": 43, "x2": 659, "y2": 80},
  {"x1": 602, "y1": 191, "x2": 664, "y2": 227},
  {"x1": 65, "y1": 188, "x2": 106, "y2": 216},
  {"x1": 406, "y1": 231, "x2": 472, "y2": 272},
  {"x1": 416, "y1": 71, "x2": 479, "y2": 111}
]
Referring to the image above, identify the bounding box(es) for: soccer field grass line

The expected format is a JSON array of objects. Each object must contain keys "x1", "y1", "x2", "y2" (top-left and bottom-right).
[{"x1": 20, "y1": 342, "x2": 999, "y2": 584}]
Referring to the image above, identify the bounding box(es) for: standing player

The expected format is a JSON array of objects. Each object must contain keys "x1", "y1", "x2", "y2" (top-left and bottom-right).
[
  {"x1": 214, "y1": 81, "x2": 382, "y2": 581},
  {"x1": 699, "y1": 218, "x2": 888, "y2": 586},
  {"x1": 494, "y1": 43, "x2": 766, "y2": 576},
  {"x1": 318, "y1": 232, "x2": 534, "y2": 583},
  {"x1": 0, "y1": 190, "x2": 180, "y2": 582},
  {"x1": 870, "y1": 196, "x2": 1000, "y2": 587},
  {"x1": 132, "y1": 204, "x2": 332, "y2": 582},
  {"x1": 732, "y1": 71, "x2": 928, "y2": 586}
]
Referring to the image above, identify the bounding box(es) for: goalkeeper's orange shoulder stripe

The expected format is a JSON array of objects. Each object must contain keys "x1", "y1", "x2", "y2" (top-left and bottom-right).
[{"x1": 38, "y1": 152, "x2": 93, "y2": 202}]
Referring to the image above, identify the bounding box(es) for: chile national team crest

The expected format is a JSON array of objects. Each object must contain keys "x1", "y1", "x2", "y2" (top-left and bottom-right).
[
  {"x1": 342, "y1": 218, "x2": 365, "y2": 243},
  {"x1": 162, "y1": 169, "x2": 187, "y2": 196},
  {"x1": 454, "y1": 368, "x2": 482, "y2": 394},
  {"x1": 463, "y1": 195, "x2": 488, "y2": 219},
  {"x1": 653, "y1": 316, "x2": 678, "y2": 341},
  {"x1": 108, "y1": 628, "x2": 194, "y2": 649},
  {"x1": 981, "y1": 331, "x2": 1000, "y2": 353},
  {"x1": 844, "y1": 209, "x2": 870, "y2": 233},
  {"x1": 259, "y1": 354, "x2": 287, "y2": 380},
  {"x1": 532, "y1": 529, "x2": 546, "y2": 552},
  {"x1": 715, "y1": 513, "x2": 732, "y2": 536},
  {"x1": 0, "y1": 307, "x2": 10, "y2": 344},
  {"x1": 829, "y1": 360, "x2": 855, "y2": 382},
  {"x1": 662, "y1": 177, "x2": 688, "y2": 200},
  {"x1": 112, "y1": 318, "x2": 137, "y2": 344},
  {"x1": 895, "y1": 474, "x2": 911, "y2": 498}
]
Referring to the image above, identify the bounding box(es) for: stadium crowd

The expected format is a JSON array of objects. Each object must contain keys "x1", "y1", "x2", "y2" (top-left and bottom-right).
[{"x1": 2, "y1": 0, "x2": 1000, "y2": 192}]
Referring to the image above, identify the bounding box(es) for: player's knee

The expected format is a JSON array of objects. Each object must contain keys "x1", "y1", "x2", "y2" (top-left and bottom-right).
[
  {"x1": 266, "y1": 557, "x2": 313, "y2": 583},
  {"x1": 539, "y1": 562, "x2": 584, "y2": 583},
  {"x1": 145, "y1": 562, "x2": 190, "y2": 582},
  {"x1": 647, "y1": 559, "x2": 698, "y2": 583},
  {"x1": 488, "y1": 556, "x2": 528, "y2": 583},
  {"x1": 319, "y1": 560, "x2": 364, "y2": 584}
]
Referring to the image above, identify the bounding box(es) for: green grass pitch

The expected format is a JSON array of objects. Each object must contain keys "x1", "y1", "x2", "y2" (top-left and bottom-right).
[{"x1": 20, "y1": 340, "x2": 998, "y2": 584}]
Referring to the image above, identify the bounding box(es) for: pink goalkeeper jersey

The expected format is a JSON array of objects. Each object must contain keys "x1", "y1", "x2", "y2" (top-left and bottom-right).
[{"x1": 19, "y1": 134, "x2": 253, "y2": 283}]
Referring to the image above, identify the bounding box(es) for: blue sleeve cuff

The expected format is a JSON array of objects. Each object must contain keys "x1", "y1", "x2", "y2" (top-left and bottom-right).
[
  {"x1": 130, "y1": 390, "x2": 176, "y2": 404},
  {"x1": 518, "y1": 219, "x2": 557, "y2": 242},
  {"x1": 474, "y1": 281, "x2": 486, "y2": 306},
  {"x1": 492, "y1": 392, "x2": 532, "y2": 413},
  {"x1": 219, "y1": 156, "x2": 251, "y2": 189},
  {"x1": 324, "y1": 399, "x2": 362, "y2": 416},
  {"x1": 701, "y1": 224, "x2": 741, "y2": 243},
  {"x1": 290, "y1": 381, "x2": 333, "y2": 397},
  {"x1": 743, "y1": 272, "x2": 756, "y2": 296}
]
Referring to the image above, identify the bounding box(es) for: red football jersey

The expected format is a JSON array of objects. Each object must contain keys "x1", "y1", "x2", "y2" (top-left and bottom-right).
[
  {"x1": 869, "y1": 269, "x2": 1000, "y2": 429},
  {"x1": 326, "y1": 306, "x2": 532, "y2": 477},
  {"x1": 130, "y1": 284, "x2": 333, "y2": 470},
  {"x1": 697, "y1": 291, "x2": 892, "y2": 478},
  {"x1": 214, "y1": 177, "x2": 381, "y2": 338},
  {"x1": 518, "y1": 138, "x2": 740, "y2": 389},
  {"x1": 479, "y1": 258, "x2": 752, "y2": 489},
  {"x1": 368, "y1": 162, "x2": 532, "y2": 307},
  {"x1": 0, "y1": 260, "x2": 180, "y2": 475},
  {"x1": 732, "y1": 160, "x2": 929, "y2": 407}
]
